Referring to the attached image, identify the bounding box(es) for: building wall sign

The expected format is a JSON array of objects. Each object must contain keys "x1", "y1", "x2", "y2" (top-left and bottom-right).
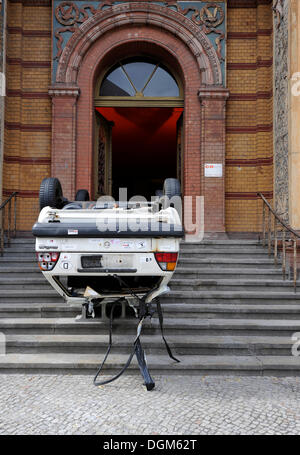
[
  {"x1": 52, "y1": 0, "x2": 227, "y2": 84},
  {"x1": 204, "y1": 163, "x2": 222, "y2": 177}
]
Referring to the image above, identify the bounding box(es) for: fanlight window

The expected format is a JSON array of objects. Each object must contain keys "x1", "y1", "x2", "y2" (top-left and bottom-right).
[{"x1": 100, "y1": 58, "x2": 180, "y2": 97}]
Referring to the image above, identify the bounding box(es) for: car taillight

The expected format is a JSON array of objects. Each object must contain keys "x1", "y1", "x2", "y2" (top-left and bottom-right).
[
  {"x1": 36, "y1": 252, "x2": 60, "y2": 271},
  {"x1": 154, "y1": 252, "x2": 178, "y2": 271}
]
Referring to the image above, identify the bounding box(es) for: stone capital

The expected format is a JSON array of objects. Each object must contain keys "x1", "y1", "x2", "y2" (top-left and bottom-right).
[{"x1": 48, "y1": 84, "x2": 80, "y2": 98}]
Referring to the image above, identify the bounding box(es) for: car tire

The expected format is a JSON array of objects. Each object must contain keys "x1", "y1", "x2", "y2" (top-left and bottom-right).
[
  {"x1": 75, "y1": 189, "x2": 90, "y2": 201},
  {"x1": 163, "y1": 178, "x2": 181, "y2": 199},
  {"x1": 39, "y1": 177, "x2": 64, "y2": 210}
]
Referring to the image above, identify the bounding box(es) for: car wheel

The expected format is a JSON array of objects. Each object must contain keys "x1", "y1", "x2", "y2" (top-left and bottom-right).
[{"x1": 39, "y1": 177, "x2": 64, "y2": 210}]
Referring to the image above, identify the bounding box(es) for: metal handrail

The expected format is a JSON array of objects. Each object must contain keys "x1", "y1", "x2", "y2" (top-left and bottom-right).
[
  {"x1": 258, "y1": 192, "x2": 299, "y2": 290},
  {"x1": 0, "y1": 192, "x2": 18, "y2": 256}
]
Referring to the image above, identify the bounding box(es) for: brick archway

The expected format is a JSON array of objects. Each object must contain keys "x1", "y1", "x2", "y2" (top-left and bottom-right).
[{"x1": 49, "y1": 3, "x2": 229, "y2": 232}]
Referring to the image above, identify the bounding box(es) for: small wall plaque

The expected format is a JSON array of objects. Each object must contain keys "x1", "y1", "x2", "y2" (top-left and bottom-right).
[{"x1": 204, "y1": 163, "x2": 223, "y2": 177}]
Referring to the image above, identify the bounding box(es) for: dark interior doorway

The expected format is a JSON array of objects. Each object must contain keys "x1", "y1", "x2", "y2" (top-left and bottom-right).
[{"x1": 95, "y1": 106, "x2": 183, "y2": 200}]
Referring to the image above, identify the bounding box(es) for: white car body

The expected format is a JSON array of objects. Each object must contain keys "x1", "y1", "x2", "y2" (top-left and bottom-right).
[{"x1": 32, "y1": 203, "x2": 183, "y2": 306}]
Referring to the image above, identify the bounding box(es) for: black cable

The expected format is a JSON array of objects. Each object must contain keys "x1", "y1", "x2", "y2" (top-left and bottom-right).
[
  {"x1": 93, "y1": 299, "x2": 140, "y2": 386},
  {"x1": 113, "y1": 274, "x2": 180, "y2": 362},
  {"x1": 93, "y1": 275, "x2": 180, "y2": 388}
]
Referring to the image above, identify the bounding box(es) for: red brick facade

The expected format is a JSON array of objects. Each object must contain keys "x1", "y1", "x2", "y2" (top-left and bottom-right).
[
  {"x1": 2, "y1": 0, "x2": 274, "y2": 233},
  {"x1": 50, "y1": 3, "x2": 229, "y2": 232}
]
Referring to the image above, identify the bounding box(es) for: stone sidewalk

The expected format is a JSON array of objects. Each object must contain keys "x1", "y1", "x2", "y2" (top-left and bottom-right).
[{"x1": 0, "y1": 374, "x2": 300, "y2": 435}]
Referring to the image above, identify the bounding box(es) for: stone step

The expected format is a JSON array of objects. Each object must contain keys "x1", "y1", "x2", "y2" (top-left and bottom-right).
[
  {"x1": 173, "y1": 268, "x2": 284, "y2": 280},
  {"x1": 1, "y1": 302, "x2": 300, "y2": 320},
  {"x1": 177, "y1": 258, "x2": 281, "y2": 269},
  {"x1": 2, "y1": 302, "x2": 300, "y2": 320},
  {"x1": 1, "y1": 317, "x2": 300, "y2": 336},
  {"x1": 162, "y1": 290, "x2": 300, "y2": 305},
  {"x1": 4, "y1": 277, "x2": 296, "y2": 293},
  {"x1": 0, "y1": 257, "x2": 36, "y2": 264},
  {"x1": 179, "y1": 249, "x2": 273, "y2": 259},
  {"x1": 1, "y1": 252, "x2": 35, "y2": 259},
  {"x1": 0, "y1": 237, "x2": 299, "y2": 378},
  {"x1": 0, "y1": 303, "x2": 78, "y2": 318},
  {"x1": 4, "y1": 334, "x2": 296, "y2": 356},
  {"x1": 1, "y1": 245, "x2": 35, "y2": 251},
  {"x1": 0, "y1": 267, "x2": 40, "y2": 275},
  {"x1": 158, "y1": 303, "x2": 300, "y2": 319},
  {"x1": 0, "y1": 287, "x2": 63, "y2": 303},
  {"x1": 179, "y1": 241, "x2": 272, "y2": 251},
  {"x1": 169, "y1": 279, "x2": 297, "y2": 292},
  {"x1": 9, "y1": 238, "x2": 35, "y2": 244},
  {"x1": 0, "y1": 277, "x2": 53, "y2": 290},
  {"x1": 0, "y1": 353, "x2": 300, "y2": 376},
  {"x1": 181, "y1": 240, "x2": 261, "y2": 246}
]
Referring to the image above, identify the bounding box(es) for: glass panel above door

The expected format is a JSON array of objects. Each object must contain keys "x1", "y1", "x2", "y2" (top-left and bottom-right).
[
  {"x1": 100, "y1": 66, "x2": 136, "y2": 96},
  {"x1": 143, "y1": 66, "x2": 179, "y2": 97},
  {"x1": 99, "y1": 58, "x2": 180, "y2": 98}
]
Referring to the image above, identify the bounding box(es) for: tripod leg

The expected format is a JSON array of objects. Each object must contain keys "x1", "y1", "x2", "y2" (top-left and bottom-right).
[{"x1": 135, "y1": 339, "x2": 155, "y2": 391}]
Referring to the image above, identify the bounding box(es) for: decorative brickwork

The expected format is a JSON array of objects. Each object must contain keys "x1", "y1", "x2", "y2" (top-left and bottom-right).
[
  {"x1": 52, "y1": 1, "x2": 226, "y2": 82},
  {"x1": 225, "y1": 1, "x2": 273, "y2": 231},
  {"x1": 3, "y1": 1, "x2": 52, "y2": 230},
  {"x1": 2, "y1": 0, "x2": 275, "y2": 233},
  {"x1": 50, "y1": 3, "x2": 229, "y2": 232}
]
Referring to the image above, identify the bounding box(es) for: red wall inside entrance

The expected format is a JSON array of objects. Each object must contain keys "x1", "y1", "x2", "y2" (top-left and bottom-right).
[
  {"x1": 96, "y1": 107, "x2": 183, "y2": 166},
  {"x1": 96, "y1": 107, "x2": 183, "y2": 197}
]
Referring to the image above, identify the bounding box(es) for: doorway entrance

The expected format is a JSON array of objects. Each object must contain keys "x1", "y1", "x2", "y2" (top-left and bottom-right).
[
  {"x1": 95, "y1": 107, "x2": 183, "y2": 200},
  {"x1": 93, "y1": 57, "x2": 184, "y2": 200}
]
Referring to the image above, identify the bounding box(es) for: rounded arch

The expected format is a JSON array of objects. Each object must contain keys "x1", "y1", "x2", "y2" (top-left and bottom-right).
[
  {"x1": 56, "y1": 3, "x2": 222, "y2": 86},
  {"x1": 50, "y1": 2, "x2": 229, "y2": 233},
  {"x1": 96, "y1": 56, "x2": 182, "y2": 99}
]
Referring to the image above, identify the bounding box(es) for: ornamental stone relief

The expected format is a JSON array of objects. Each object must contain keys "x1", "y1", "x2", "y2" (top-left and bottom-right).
[
  {"x1": 52, "y1": 1, "x2": 226, "y2": 84},
  {"x1": 273, "y1": 0, "x2": 289, "y2": 222}
]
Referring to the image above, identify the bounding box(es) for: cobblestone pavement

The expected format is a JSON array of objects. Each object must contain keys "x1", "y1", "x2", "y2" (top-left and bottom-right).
[{"x1": 0, "y1": 374, "x2": 300, "y2": 435}]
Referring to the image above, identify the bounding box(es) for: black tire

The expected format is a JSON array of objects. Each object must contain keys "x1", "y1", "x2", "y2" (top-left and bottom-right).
[
  {"x1": 75, "y1": 189, "x2": 90, "y2": 201},
  {"x1": 39, "y1": 177, "x2": 63, "y2": 210},
  {"x1": 163, "y1": 178, "x2": 181, "y2": 199}
]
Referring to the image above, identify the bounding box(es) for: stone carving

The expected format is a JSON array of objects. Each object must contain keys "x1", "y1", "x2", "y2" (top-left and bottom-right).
[
  {"x1": 53, "y1": 2, "x2": 223, "y2": 86},
  {"x1": 273, "y1": 0, "x2": 289, "y2": 222},
  {"x1": 53, "y1": 1, "x2": 225, "y2": 62},
  {"x1": 200, "y1": 3, "x2": 225, "y2": 61},
  {"x1": 165, "y1": 1, "x2": 225, "y2": 61},
  {"x1": 55, "y1": 1, "x2": 80, "y2": 25},
  {"x1": 273, "y1": 0, "x2": 284, "y2": 28},
  {"x1": 200, "y1": 3, "x2": 224, "y2": 28}
]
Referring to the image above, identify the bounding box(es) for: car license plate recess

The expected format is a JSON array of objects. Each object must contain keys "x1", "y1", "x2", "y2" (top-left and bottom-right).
[{"x1": 81, "y1": 254, "x2": 133, "y2": 269}]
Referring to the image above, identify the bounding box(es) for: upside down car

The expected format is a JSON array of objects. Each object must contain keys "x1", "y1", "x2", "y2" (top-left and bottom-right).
[{"x1": 32, "y1": 177, "x2": 184, "y2": 390}]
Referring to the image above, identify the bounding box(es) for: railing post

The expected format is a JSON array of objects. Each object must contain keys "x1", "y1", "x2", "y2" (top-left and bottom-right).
[
  {"x1": 7, "y1": 200, "x2": 11, "y2": 246},
  {"x1": 274, "y1": 216, "x2": 278, "y2": 265},
  {"x1": 262, "y1": 203, "x2": 266, "y2": 247},
  {"x1": 282, "y1": 230, "x2": 286, "y2": 280},
  {"x1": 14, "y1": 194, "x2": 17, "y2": 238},
  {"x1": 258, "y1": 192, "x2": 299, "y2": 287},
  {"x1": 0, "y1": 208, "x2": 3, "y2": 256},
  {"x1": 294, "y1": 236, "x2": 297, "y2": 291},
  {"x1": 268, "y1": 208, "x2": 271, "y2": 257}
]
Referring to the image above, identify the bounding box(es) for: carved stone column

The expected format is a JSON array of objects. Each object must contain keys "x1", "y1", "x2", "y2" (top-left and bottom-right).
[
  {"x1": 288, "y1": 0, "x2": 300, "y2": 229},
  {"x1": 198, "y1": 87, "x2": 229, "y2": 232},
  {"x1": 0, "y1": 0, "x2": 6, "y2": 204},
  {"x1": 49, "y1": 85, "x2": 80, "y2": 200}
]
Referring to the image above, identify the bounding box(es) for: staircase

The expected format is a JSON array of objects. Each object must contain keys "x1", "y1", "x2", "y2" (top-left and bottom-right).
[{"x1": 1, "y1": 237, "x2": 300, "y2": 376}]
